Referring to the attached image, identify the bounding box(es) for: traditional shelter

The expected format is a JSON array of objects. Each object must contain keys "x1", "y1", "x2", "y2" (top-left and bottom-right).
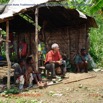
[
  {"x1": 32, "y1": 6, "x2": 97, "y2": 61},
  {"x1": 0, "y1": 0, "x2": 97, "y2": 88},
  {"x1": 0, "y1": 4, "x2": 97, "y2": 60}
]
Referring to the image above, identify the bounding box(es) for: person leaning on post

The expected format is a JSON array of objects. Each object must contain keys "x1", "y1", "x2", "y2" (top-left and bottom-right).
[
  {"x1": 12, "y1": 59, "x2": 26, "y2": 90},
  {"x1": 45, "y1": 43, "x2": 67, "y2": 79}
]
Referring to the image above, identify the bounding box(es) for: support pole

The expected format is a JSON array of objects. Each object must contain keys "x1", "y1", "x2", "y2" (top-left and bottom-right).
[
  {"x1": 6, "y1": 21, "x2": 11, "y2": 89},
  {"x1": 35, "y1": 7, "x2": 39, "y2": 71}
]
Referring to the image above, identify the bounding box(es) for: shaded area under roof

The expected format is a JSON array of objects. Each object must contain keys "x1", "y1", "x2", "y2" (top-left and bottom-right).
[
  {"x1": 0, "y1": 15, "x2": 35, "y2": 33},
  {"x1": 24, "y1": 6, "x2": 98, "y2": 30}
]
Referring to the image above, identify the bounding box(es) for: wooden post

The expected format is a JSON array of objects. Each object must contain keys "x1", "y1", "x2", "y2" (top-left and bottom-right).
[
  {"x1": 30, "y1": 33, "x2": 32, "y2": 54},
  {"x1": 35, "y1": 7, "x2": 39, "y2": 71},
  {"x1": 17, "y1": 34, "x2": 19, "y2": 59},
  {"x1": 6, "y1": 21, "x2": 11, "y2": 89}
]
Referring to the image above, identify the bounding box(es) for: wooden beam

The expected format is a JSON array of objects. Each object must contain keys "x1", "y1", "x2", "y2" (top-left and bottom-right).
[
  {"x1": 64, "y1": 75, "x2": 96, "y2": 84},
  {"x1": 6, "y1": 21, "x2": 11, "y2": 89},
  {"x1": 0, "y1": 18, "x2": 13, "y2": 23},
  {"x1": 35, "y1": 7, "x2": 39, "y2": 71}
]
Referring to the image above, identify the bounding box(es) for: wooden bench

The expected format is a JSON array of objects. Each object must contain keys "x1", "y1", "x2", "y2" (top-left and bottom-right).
[
  {"x1": 39, "y1": 66, "x2": 51, "y2": 78},
  {"x1": 0, "y1": 66, "x2": 14, "y2": 79},
  {"x1": 39, "y1": 66, "x2": 46, "y2": 76}
]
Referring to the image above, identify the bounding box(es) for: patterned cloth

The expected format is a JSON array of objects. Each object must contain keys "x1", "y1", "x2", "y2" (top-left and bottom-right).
[{"x1": 38, "y1": 42, "x2": 46, "y2": 60}]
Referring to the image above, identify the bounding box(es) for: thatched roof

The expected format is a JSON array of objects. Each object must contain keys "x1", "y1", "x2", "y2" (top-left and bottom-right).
[
  {"x1": 0, "y1": 0, "x2": 49, "y2": 19},
  {"x1": 0, "y1": 0, "x2": 97, "y2": 32},
  {"x1": 24, "y1": 5, "x2": 98, "y2": 29}
]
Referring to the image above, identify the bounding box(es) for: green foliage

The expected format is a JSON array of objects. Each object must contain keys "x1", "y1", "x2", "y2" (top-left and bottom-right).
[
  {"x1": 4, "y1": 87, "x2": 19, "y2": 94},
  {"x1": 66, "y1": 0, "x2": 103, "y2": 67},
  {"x1": 66, "y1": 0, "x2": 92, "y2": 15},
  {"x1": 89, "y1": 14, "x2": 103, "y2": 67},
  {"x1": 10, "y1": 52, "x2": 17, "y2": 62},
  {"x1": 90, "y1": 0, "x2": 103, "y2": 14},
  {"x1": 0, "y1": 0, "x2": 9, "y2": 3}
]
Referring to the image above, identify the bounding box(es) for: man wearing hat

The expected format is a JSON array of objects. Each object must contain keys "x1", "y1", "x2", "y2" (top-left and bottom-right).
[
  {"x1": 45, "y1": 43, "x2": 66, "y2": 78},
  {"x1": 75, "y1": 48, "x2": 90, "y2": 73}
]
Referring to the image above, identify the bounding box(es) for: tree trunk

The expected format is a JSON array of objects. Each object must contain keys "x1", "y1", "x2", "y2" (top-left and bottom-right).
[{"x1": 6, "y1": 21, "x2": 11, "y2": 89}]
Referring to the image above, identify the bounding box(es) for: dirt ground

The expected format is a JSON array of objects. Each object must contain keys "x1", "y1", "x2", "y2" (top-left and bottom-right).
[{"x1": 0, "y1": 71, "x2": 103, "y2": 103}]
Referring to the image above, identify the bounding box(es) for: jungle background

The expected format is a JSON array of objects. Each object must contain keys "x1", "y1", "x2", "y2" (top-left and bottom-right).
[
  {"x1": 0, "y1": 0, "x2": 103, "y2": 67},
  {"x1": 0, "y1": 1, "x2": 103, "y2": 103}
]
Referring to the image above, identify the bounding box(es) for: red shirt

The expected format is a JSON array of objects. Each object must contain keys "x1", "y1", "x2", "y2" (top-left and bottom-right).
[
  {"x1": 19, "y1": 42, "x2": 28, "y2": 57},
  {"x1": 45, "y1": 50, "x2": 62, "y2": 63}
]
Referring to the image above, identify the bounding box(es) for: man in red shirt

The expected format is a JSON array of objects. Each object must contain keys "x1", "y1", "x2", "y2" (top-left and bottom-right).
[
  {"x1": 19, "y1": 39, "x2": 28, "y2": 59},
  {"x1": 45, "y1": 43, "x2": 66, "y2": 78}
]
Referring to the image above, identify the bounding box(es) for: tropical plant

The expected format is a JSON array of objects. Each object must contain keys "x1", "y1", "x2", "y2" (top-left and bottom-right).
[
  {"x1": 66, "y1": 0, "x2": 103, "y2": 67},
  {"x1": 90, "y1": 0, "x2": 103, "y2": 14},
  {"x1": 89, "y1": 14, "x2": 103, "y2": 66},
  {"x1": 0, "y1": 0, "x2": 9, "y2": 3}
]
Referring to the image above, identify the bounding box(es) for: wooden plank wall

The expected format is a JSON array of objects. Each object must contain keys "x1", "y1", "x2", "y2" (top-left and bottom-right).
[
  {"x1": 16, "y1": 24, "x2": 89, "y2": 62},
  {"x1": 44, "y1": 25, "x2": 89, "y2": 61}
]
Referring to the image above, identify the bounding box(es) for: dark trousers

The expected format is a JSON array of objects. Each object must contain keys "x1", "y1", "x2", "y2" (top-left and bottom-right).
[{"x1": 45, "y1": 60, "x2": 66, "y2": 77}]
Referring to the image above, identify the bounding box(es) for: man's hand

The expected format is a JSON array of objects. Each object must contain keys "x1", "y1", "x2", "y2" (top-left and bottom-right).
[
  {"x1": 84, "y1": 61, "x2": 88, "y2": 63},
  {"x1": 56, "y1": 61, "x2": 62, "y2": 65},
  {"x1": 33, "y1": 68, "x2": 39, "y2": 73}
]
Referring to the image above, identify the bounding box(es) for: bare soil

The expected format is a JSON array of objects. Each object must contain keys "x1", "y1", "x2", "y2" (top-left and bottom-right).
[{"x1": 1, "y1": 71, "x2": 103, "y2": 103}]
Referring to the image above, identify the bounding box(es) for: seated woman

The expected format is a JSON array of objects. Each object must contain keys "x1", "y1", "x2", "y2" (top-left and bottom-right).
[
  {"x1": 25, "y1": 56, "x2": 46, "y2": 88},
  {"x1": 75, "y1": 48, "x2": 90, "y2": 73},
  {"x1": 45, "y1": 43, "x2": 66, "y2": 79}
]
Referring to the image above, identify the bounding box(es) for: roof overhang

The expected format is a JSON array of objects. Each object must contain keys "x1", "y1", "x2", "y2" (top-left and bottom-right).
[{"x1": 0, "y1": 0, "x2": 98, "y2": 32}]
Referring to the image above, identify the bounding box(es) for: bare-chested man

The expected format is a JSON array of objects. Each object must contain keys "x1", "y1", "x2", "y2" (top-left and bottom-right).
[{"x1": 25, "y1": 56, "x2": 46, "y2": 88}]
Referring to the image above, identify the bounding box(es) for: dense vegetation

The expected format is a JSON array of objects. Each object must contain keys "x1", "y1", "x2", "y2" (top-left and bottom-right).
[
  {"x1": 0, "y1": 0, "x2": 103, "y2": 67},
  {"x1": 66, "y1": 0, "x2": 103, "y2": 67},
  {"x1": 0, "y1": 0, "x2": 9, "y2": 3}
]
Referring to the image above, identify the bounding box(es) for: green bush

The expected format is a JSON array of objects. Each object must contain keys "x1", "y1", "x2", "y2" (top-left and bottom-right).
[{"x1": 89, "y1": 14, "x2": 103, "y2": 67}]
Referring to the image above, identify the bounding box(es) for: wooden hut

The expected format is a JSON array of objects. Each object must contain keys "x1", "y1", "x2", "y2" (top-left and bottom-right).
[
  {"x1": 0, "y1": 5, "x2": 97, "y2": 62},
  {"x1": 23, "y1": 5, "x2": 97, "y2": 62},
  {"x1": 0, "y1": 0, "x2": 97, "y2": 88}
]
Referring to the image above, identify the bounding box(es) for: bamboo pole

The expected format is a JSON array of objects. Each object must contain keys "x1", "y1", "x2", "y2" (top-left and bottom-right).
[
  {"x1": 64, "y1": 75, "x2": 96, "y2": 84},
  {"x1": 6, "y1": 21, "x2": 11, "y2": 89},
  {"x1": 35, "y1": 7, "x2": 39, "y2": 71}
]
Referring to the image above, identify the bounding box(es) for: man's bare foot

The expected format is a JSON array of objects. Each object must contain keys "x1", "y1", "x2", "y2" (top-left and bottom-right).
[
  {"x1": 44, "y1": 82, "x2": 48, "y2": 87},
  {"x1": 38, "y1": 82, "x2": 44, "y2": 89}
]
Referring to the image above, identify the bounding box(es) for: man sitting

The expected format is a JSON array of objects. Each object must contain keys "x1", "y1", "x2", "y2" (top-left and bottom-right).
[
  {"x1": 12, "y1": 59, "x2": 26, "y2": 90},
  {"x1": 25, "y1": 56, "x2": 46, "y2": 88},
  {"x1": 75, "y1": 48, "x2": 90, "y2": 73},
  {"x1": 45, "y1": 43, "x2": 66, "y2": 78}
]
